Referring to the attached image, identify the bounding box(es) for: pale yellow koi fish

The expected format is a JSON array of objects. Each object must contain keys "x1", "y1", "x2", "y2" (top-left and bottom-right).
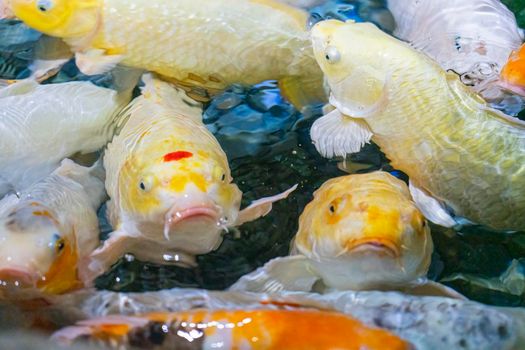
[
  {"x1": 310, "y1": 20, "x2": 525, "y2": 232},
  {"x1": 231, "y1": 172, "x2": 463, "y2": 298},
  {"x1": 1, "y1": 0, "x2": 326, "y2": 109},
  {"x1": 0, "y1": 159, "x2": 105, "y2": 299},
  {"x1": 52, "y1": 309, "x2": 410, "y2": 350},
  {"x1": 87, "y1": 76, "x2": 296, "y2": 279}
]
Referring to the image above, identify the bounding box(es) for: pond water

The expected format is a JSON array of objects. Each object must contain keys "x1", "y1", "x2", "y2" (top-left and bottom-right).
[{"x1": 0, "y1": 0, "x2": 524, "y2": 319}]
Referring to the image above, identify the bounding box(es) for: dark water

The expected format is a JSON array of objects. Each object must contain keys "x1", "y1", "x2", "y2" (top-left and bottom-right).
[{"x1": 1, "y1": 0, "x2": 525, "y2": 307}]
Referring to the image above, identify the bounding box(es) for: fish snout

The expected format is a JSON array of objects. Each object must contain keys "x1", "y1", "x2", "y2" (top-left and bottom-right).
[
  {"x1": 345, "y1": 238, "x2": 401, "y2": 258},
  {"x1": 0, "y1": 267, "x2": 36, "y2": 289}
]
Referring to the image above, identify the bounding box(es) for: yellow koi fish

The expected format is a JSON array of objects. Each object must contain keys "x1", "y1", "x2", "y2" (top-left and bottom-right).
[
  {"x1": 309, "y1": 20, "x2": 525, "y2": 232},
  {"x1": 1, "y1": 0, "x2": 326, "y2": 108},
  {"x1": 87, "y1": 76, "x2": 296, "y2": 279},
  {"x1": 0, "y1": 159, "x2": 105, "y2": 299},
  {"x1": 52, "y1": 309, "x2": 411, "y2": 350},
  {"x1": 232, "y1": 172, "x2": 462, "y2": 298},
  {"x1": 0, "y1": 78, "x2": 131, "y2": 197}
]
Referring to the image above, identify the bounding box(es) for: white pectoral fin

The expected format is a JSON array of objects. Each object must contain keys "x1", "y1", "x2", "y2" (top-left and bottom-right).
[
  {"x1": 75, "y1": 50, "x2": 124, "y2": 76},
  {"x1": 30, "y1": 36, "x2": 73, "y2": 82},
  {"x1": 310, "y1": 108, "x2": 373, "y2": 158},
  {"x1": 81, "y1": 230, "x2": 132, "y2": 283},
  {"x1": 404, "y1": 279, "x2": 467, "y2": 300},
  {"x1": 409, "y1": 180, "x2": 457, "y2": 228},
  {"x1": 229, "y1": 255, "x2": 319, "y2": 293},
  {"x1": 235, "y1": 184, "x2": 298, "y2": 226}
]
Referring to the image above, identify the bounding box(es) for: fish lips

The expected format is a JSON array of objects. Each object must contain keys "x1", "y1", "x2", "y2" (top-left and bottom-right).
[
  {"x1": 0, "y1": 267, "x2": 38, "y2": 291},
  {"x1": 345, "y1": 239, "x2": 401, "y2": 258},
  {"x1": 163, "y1": 204, "x2": 222, "y2": 240}
]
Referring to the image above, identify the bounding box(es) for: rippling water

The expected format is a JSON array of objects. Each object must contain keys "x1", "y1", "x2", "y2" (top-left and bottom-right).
[{"x1": 1, "y1": 0, "x2": 525, "y2": 307}]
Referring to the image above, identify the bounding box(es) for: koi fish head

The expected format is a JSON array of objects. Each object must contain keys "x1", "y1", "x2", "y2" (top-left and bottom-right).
[
  {"x1": 310, "y1": 20, "x2": 403, "y2": 116},
  {"x1": 0, "y1": 202, "x2": 80, "y2": 298},
  {"x1": 119, "y1": 141, "x2": 242, "y2": 255},
  {"x1": 295, "y1": 172, "x2": 432, "y2": 289},
  {"x1": 2, "y1": 0, "x2": 101, "y2": 38}
]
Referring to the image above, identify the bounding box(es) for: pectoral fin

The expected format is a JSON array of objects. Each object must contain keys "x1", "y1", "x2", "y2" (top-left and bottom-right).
[
  {"x1": 83, "y1": 231, "x2": 133, "y2": 282},
  {"x1": 409, "y1": 180, "x2": 456, "y2": 228},
  {"x1": 229, "y1": 255, "x2": 319, "y2": 293},
  {"x1": 30, "y1": 36, "x2": 73, "y2": 82},
  {"x1": 0, "y1": 78, "x2": 39, "y2": 97},
  {"x1": 235, "y1": 184, "x2": 298, "y2": 226},
  {"x1": 403, "y1": 279, "x2": 467, "y2": 300},
  {"x1": 75, "y1": 50, "x2": 124, "y2": 76},
  {"x1": 310, "y1": 108, "x2": 373, "y2": 158}
]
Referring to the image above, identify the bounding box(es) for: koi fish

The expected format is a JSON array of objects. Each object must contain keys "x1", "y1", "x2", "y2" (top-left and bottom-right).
[
  {"x1": 0, "y1": 159, "x2": 105, "y2": 299},
  {"x1": 52, "y1": 309, "x2": 410, "y2": 350},
  {"x1": 388, "y1": 0, "x2": 524, "y2": 99},
  {"x1": 309, "y1": 19, "x2": 525, "y2": 232},
  {"x1": 0, "y1": 77, "x2": 132, "y2": 197},
  {"x1": 500, "y1": 43, "x2": 525, "y2": 97},
  {"x1": 231, "y1": 172, "x2": 462, "y2": 298},
  {"x1": 1, "y1": 0, "x2": 326, "y2": 109},
  {"x1": 87, "y1": 76, "x2": 296, "y2": 279}
]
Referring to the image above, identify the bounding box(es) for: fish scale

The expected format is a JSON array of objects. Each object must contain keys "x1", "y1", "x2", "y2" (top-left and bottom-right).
[
  {"x1": 366, "y1": 50, "x2": 525, "y2": 230},
  {"x1": 87, "y1": 0, "x2": 313, "y2": 89}
]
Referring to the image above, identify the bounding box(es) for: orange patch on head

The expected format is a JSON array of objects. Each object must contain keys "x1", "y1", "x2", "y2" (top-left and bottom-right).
[
  {"x1": 501, "y1": 44, "x2": 525, "y2": 86},
  {"x1": 163, "y1": 151, "x2": 193, "y2": 162}
]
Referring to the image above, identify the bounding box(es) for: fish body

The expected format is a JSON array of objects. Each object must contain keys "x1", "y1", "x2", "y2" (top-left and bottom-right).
[
  {"x1": 388, "y1": 0, "x2": 523, "y2": 98},
  {"x1": 0, "y1": 159, "x2": 105, "y2": 299},
  {"x1": 89, "y1": 76, "x2": 295, "y2": 278},
  {"x1": 4, "y1": 0, "x2": 326, "y2": 108},
  {"x1": 0, "y1": 79, "x2": 129, "y2": 197},
  {"x1": 231, "y1": 172, "x2": 460, "y2": 297},
  {"x1": 310, "y1": 20, "x2": 525, "y2": 231},
  {"x1": 53, "y1": 309, "x2": 410, "y2": 350}
]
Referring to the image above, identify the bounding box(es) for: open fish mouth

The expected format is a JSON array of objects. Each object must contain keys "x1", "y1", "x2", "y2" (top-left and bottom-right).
[
  {"x1": 163, "y1": 205, "x2": 222, "y2": 240},
  {"x1": 345, "y1": 239, "x2": 400, "y2": 258},
  {"x1": 0, "y1": 267, "x2": 37, "y2": 290}
]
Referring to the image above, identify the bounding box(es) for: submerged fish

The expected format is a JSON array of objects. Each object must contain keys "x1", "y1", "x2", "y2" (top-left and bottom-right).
[
  {"x1": 47, "y1": 288, "x2": 523, "y2": 350},
  {"x1": 0, "y1": 77, "x2": 131, "y2": 197},
  {"x1": 500, "y1": 43, "x2": 525, "y2": 97},
  {"x1": 52, "y1": 309, "x2": 410, "y2": 349},
  {"x1": 309, "y1": 20, "x2": 525, "y2": 232},
  {"x1": 1, "y1": 0, "x2": 326, "y2": 108},
  {"x1": 388, "y1": 0, "x2": 524, "y2": 99},
  {"x1": 88, "y1": 76, "x2": 296, "y2": 279},
  {"x1": 231, "y1": 172, "x2": 461, "y2": 297},
  {"x1": 0, "y1": 159, "x2": 105, "y2": 299}
]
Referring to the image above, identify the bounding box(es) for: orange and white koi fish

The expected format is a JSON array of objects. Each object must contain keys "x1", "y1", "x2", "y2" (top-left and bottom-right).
[
  {"x1": 500, "y1": 43, "x2": 525, "y2": 97},
  {"x1": 0, "y1": 159, "x2": 105, "y2": 299},
  {"x1": 52, "y1": 309, "x2": 411, "y2": 349}
]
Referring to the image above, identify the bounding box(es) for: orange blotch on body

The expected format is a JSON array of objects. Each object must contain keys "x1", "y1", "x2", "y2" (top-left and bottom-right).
[{"x1": 163, "y1": 151, "x2": 193, "y2": 162}]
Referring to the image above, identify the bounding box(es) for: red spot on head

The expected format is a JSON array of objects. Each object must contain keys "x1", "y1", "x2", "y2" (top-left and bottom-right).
[{"x1": 163, "y1": 151, "x2": 193, "y2": 162}]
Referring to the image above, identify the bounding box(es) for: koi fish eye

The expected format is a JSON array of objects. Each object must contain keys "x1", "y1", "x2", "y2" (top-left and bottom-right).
[
  {"x1": 325, "y1": 46, "x2": 341, "y2": 64},
  {"x1": 52, "y1": 234, "x2": 65, "y2": 254},
  {"x1": 329, "y1": 203, "x2": 337, "y2": 214},
  {"x1": 139, "y1": 177, "x2": 153, "y2": 192},
  {"x1": 36, "y1": 0, "x2": 54, "y2": 12}
]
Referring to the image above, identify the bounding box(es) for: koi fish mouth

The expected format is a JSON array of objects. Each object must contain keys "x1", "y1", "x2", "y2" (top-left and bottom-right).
[
  {"x1": 0, "y1": 267, "x2": 36, "y2": 290},
  {"x1": 163, "y1": 205, "x2": 222, "y2": 240},
  {"x1": 345, "y1": 239, "x2": 400, "y2": 258}
]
